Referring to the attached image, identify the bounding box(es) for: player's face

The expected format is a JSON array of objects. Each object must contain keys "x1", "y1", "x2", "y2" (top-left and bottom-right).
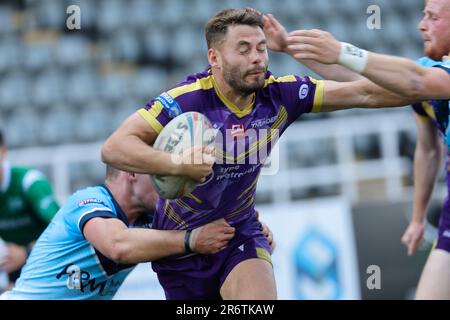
[
  {"x1": 217, "y1": 25, "x2": 268, "y2": 96},
  {"x1": 133, "y1": 174, "x2": 158, "y2": 213},
  {"x1": 419, "y1": 0, "x2": 450, "y2": 60}
]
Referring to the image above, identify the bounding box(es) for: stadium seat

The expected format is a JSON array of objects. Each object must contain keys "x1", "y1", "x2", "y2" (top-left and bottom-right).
[
  {"x1": 0, "y1": 71, "x2": 31, "y2": 111},
  {"x1": 65, "y1": 67, "x2": 99, "y2": 104},
  {"x1": 31, "y1": 67, "x2": 66, "y2": 107}
]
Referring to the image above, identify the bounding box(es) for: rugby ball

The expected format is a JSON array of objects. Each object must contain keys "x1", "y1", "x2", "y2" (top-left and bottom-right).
[{"x1": 151, "y1": 112, "x2": 215, "y2": 199}]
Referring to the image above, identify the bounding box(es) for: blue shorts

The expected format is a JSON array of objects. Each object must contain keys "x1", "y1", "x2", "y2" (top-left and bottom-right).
[{"x1": 152, "y1": 216, "x2": 272, "y2": 300}]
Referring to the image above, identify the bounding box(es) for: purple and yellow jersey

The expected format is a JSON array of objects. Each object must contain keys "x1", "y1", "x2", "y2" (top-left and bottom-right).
[
  {"x1": 412, "y1": 57, "x2": 450, "y2": 189},
  {"x1": 138, "y1": 67, "x2": 324, "y2": 230}
]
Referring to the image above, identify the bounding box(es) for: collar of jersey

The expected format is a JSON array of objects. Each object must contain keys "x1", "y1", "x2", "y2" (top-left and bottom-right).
[
  {"x1": 1, "y1": 160, "x2": 11, "y2": 193},
  {"x1": 211, "y1": 75, "x2": 255, "y2": 118},
  {"x1": 100, "y1": 184, "x2": 129, "y2": 226}
]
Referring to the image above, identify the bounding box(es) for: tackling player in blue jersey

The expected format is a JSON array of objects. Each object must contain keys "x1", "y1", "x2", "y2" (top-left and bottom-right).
[
  {"x1": 0, "y1": 166, "x2": 238, "y2": 299},
  {"x1": 263, "y1": 0, "x2": 450, "y2": 299}
]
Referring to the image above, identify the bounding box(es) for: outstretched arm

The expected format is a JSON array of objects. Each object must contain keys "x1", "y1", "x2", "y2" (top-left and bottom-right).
[
  {"x1": 263, "y1": 14, "x2": 421, "y2": 110},
  {"x1": 320, "y1": 78, "x2": 420, "y2": 112},
  {"x1": 84, "y1": 218, "x2": 236, "y2": 264},
  {"x1": 286, "y1": 29, "x2": 450, "y2": 100}
]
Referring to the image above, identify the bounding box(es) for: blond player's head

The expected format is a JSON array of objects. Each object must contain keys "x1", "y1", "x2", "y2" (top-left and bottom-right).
[
  {"x1": 105, "y1": 165, "x2": 158, "y2": 214},
  {"x1": 419, "y1": 0, "x2": 450, "y2": 60}
]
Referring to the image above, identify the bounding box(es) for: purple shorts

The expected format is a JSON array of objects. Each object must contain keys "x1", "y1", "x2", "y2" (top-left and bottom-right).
[
  {"x1": 152, "y1": 216, "x2": 272, "y2": 300},
  {"x1": 436, "y1": 198, "x2": 450, "y2": 252}
]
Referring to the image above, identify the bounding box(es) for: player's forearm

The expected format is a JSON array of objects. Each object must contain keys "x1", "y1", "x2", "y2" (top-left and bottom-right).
[
  {"x1": 111, "y1": 229, "x2": 186, "y2": 264},
  {"x1": 290, "y1": 51, "x2": 363, "y2": 82},
  {"x1": 412, "y1": 142, "x2": 442, "y2": 223},
  {"x1": 361, "y1": 79, "x2": 420, "y2": 108},
  {"x1": 362, "y1": 53, "x2": 431, "y2": 100},
  {"x1": 101, "y1": 134, "x2": 180, "y2": 176},
  {"x1": 321, "y1": 79, "x2": 416, "y2": 112}
]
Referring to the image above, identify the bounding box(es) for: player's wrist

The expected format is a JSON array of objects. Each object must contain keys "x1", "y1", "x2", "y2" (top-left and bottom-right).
[
  {"x1": 338, "y1": 42, "x2": 369, "y2": 73},
  {"x1": 184, "y1": 229, "x2": 194, "y2": 253},
  {"x1": 411, "y1": 216, "x2": 426, "y2": 224},
  {"x1": 167, "y1": 154, "x2": 184, "y2": 176}
]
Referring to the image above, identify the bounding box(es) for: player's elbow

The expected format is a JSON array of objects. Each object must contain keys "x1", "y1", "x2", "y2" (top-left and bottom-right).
[
  {"x1": 108, "y1": 239, "x2": 134, "y2": 264},
  {"x1": 101, "y1": 138, "x2": 117, "y2": 165}
]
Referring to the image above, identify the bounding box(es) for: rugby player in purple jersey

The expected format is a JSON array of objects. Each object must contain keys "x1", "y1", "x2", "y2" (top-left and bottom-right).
[{"x1": 102, "y1": 8, "x2": 415, "y2": 299}]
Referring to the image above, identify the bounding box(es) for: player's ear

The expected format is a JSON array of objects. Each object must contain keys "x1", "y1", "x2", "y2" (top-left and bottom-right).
[
  {"x1": 208, "y1": 48, "x2": 220, "y2": 69},
  {"x1": 127, "y1": 172, "x2": 137, "y2": 182}
]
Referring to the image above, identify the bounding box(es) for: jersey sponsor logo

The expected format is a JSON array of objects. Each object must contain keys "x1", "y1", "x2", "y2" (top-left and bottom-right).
[
  {"x1": 443, "y1": 230, "x2": 450, "y2": 238},
  {"x1": 215, "y1": 164, "x2": 261, "y2": 181},
  {"x1": 78, "y1": 198, "x2": 106, "y2": 207},
  {"x1": 299, "y1": 84, "x2": 309, "y2": 100},
  {"x1": 230, "y1": 124, "x2": 245, "y2": 138},
  {"x1": 155, "y1": 92, "x2": 182, "y2": 118},
  {"x1": 250, "y1": 115, "x2": 278, "y2": 129},
  {"x1": 56, "y1": 263, "x2": 122, "y2": 296}
]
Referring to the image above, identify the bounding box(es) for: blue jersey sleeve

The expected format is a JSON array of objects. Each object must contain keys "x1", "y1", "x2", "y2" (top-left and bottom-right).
[
  {"x1": 411, "y1": 57, "x2": 450, "y2": 119},
  {"x1": 63, "y1": 189, "x2": 117, "y2": 240}
]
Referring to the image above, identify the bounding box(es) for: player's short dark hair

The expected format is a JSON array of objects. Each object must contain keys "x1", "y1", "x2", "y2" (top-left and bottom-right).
[
  {"x1": 205, "y1": 8, "x2": 264, "y2": 49},
  {"x1": 0, "y1": 129, "x2": 4, "y2": 146}
]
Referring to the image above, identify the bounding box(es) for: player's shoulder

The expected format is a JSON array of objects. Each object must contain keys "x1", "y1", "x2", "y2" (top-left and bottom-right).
[
  {"x1": 264, "y1": 70, "x2": 297, "y2": 84},
  {"x1": 68, "y1": 186, "x2": 114, "y2": 212},
  {"x1": 262, "y1": 71, "x2": 316, "y2": 88},
  {"x1": 11, "y1": 166, "x2": 37, "y2": 178},
  {"x1": 153, "y1": 67, "x2": 214, "y2": 116},
  {"x1": 415, "y1": 56, "x2": 450, "y2": 71},
  {"x1": 11, "y1": 166, "x2": 48, "y2": 192},
  {"x1": 415, "y1": 56, "x2": 438, "y2": 67},
  {"x1": 61, "y1": 186, "x2": 118, "y2": 234},
  {"x1": 167, "y1": 67, "x2": 214, "y2": 99}
]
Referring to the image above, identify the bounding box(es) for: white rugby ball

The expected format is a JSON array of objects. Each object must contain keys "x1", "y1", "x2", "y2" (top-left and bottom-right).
[{"x1": 151, "y1": 112, "x2": 215, "y2": 199}]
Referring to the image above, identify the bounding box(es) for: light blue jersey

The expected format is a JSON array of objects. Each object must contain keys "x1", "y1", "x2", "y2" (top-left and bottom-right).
[
  {"x1": 412, "y1": 57, "x2": 450, "y2": 193},
  {"x1": 2, "y1": 185, "x2": 151, "y2": 300}
]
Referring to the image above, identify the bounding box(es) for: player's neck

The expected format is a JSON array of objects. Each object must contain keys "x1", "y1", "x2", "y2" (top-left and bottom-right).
[
  {"x1": 124, "y1": 209, "x2": 141, "y2": 225},
  {"x1": 212, "y1": 73, "x2": 255, "y2": 111}
]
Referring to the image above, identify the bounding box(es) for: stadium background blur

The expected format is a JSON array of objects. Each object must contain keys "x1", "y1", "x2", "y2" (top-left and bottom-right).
[{"x1": 0, "y1": 0, "x2": 442, "y2": 299}]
